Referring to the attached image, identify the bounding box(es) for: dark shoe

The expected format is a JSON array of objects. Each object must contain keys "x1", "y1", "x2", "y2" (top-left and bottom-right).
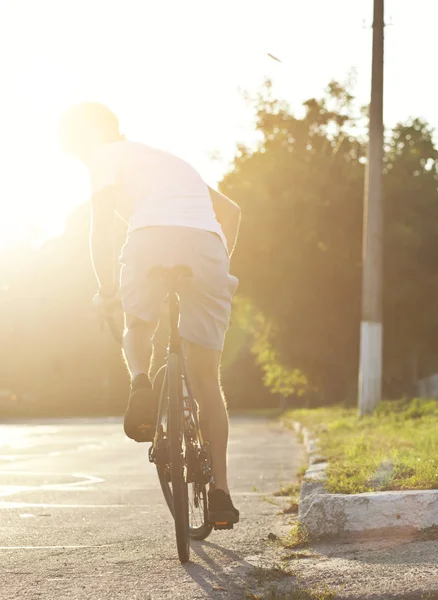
[
  {"x1": 124, "y1": 374, "x2": 156, "y2": 442},
  {"x1": 208, "y1": 489, "x2": 239, "y2": 530}
]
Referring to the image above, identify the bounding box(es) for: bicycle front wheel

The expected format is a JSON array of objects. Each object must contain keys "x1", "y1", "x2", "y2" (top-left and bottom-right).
[{"x1": 168, "y1": 353, "x2": 190, "y2": 563}]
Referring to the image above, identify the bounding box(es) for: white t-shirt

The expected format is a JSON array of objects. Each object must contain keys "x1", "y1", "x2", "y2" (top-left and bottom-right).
[{"x1": 89, "y1": 140, "x2": 227, "y2": 250}]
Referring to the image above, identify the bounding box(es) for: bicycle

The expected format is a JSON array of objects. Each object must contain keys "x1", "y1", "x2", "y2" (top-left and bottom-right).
[{"x1": 106, "y1": 265, "x2": 216, "y2": 563}]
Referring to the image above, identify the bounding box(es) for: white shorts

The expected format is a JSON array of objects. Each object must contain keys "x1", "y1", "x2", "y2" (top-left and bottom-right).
[{"x1": 119, "y1": 226, "x2": 239, "y2": 351}]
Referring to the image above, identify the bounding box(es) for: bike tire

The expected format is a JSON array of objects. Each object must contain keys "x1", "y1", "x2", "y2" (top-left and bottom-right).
[
  {"x1": 159, "y1": 463, "x2": 213, "y2": 541},
  {"x1": 154, "y1": 366, "x2": 175, "y2": 517},
  {"x1": 155, "y1": 362, "x2": 212, "y2": 541},
  {"x1": 168, "y1": 353, "x2": 190, "y2": 563},
  {"x1": 188, "y1": 483, "x2": 213, "y2": 541},
  {"x1": 157, "y1": 463, "x2": 174, "y2": 517}
]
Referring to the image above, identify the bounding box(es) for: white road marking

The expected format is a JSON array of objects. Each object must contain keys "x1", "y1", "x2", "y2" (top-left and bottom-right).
[
  {"x1": 0, "y1": 544, "x2": 120, "y2": 550},
  {"x1": 1, "y1": 471, "x2": 100, "y2": 475},
  {"x1": 1, "y1": 502, "x2": 150, "y2": 508},
  {"x1": 0, "y1": 473, "x2": 105, "y2": 498}
]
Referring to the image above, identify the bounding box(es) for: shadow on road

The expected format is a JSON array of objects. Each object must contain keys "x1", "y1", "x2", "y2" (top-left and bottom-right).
[{"x1": 185, "y1": 539, "x2": 251, "y2": 595}]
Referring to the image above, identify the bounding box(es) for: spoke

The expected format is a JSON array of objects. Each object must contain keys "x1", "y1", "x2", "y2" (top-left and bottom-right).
[
  {"x1": 189, "y1": 484, "x2": 208, "y2": 531},
  {"x1": 189, "y1": 487, "x2": 200, "y2": 528},
  {"x1": 190, "y1": 494, "x2": 198, "y2": 526},
  {"x1": 189, "y1": 485, "x2": 205, "y2": 529}
]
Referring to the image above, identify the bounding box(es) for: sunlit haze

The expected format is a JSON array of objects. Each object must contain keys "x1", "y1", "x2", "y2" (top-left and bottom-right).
[{"x1": 0, "y1": 0, "x2": 436, "y2": 246}]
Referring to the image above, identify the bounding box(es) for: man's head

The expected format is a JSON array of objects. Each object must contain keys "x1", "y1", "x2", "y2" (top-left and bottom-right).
[{"x1": 58, "y1": 102, "x2": 122, "y2": 164}]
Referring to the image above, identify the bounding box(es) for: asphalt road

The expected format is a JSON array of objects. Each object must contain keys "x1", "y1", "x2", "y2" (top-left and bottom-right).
[{"x1": 0, "y1": 416, "x2": 304, "y2": 600}]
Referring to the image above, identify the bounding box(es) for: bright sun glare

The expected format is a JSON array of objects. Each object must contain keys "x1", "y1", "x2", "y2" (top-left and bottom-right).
[
  {"x1": 0, "y1": 58, "x2": 90, "y2": 247},
  {"x1": 1, "y1": 0, "x2": 437, "y2": 248},
  {"x1": 0, "y1": 0, "x2": 370, "y2": 249}
]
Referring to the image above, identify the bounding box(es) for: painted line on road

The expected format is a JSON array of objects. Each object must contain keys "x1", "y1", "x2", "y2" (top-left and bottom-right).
[
  {"x1": 0, "y1": 502, "x2": 150, "y2": 508},
  {"x1": 0, "y1": 544, "x2": 120, "y2": 550},
  {"x1": 0, "y1": 473, "x2": 105, "y2": 498},
  {"x1": 1, "y1": 470, "x2": 104, "y2": 476}
]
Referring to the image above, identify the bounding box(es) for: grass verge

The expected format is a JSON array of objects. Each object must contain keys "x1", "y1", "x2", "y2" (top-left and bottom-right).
[{"x1": 285, "y1": 398, "x2": 438, "y2": 494}]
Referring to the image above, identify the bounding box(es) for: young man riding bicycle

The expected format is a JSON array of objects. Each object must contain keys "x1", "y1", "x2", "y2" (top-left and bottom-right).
[{"x1": 58, "y1": 102, "x2": 240, "y2": 526}]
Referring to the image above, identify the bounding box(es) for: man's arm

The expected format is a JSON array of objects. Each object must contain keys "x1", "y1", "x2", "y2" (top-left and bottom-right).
[
  {"x1": 90, "y1": 186, "x2": 118, "y2": 295},
  {"x1": 208, "y1": 186, "x2": 241, "y2": 257}
]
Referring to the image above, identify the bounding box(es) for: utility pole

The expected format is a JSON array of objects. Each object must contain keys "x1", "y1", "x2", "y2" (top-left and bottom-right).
[{"x1": 358, "y1": 0, "x2": 385, "y2": 416}]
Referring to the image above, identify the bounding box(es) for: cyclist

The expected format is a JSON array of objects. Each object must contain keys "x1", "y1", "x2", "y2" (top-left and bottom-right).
[{"x1": 58, "y1": 102, "x2": 240, "y2": 527}]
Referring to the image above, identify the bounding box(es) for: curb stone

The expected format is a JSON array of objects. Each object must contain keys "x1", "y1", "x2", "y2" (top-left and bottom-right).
[
  {"x1": 292, "y1": 421, "x2": 329, "y2": 518},
  {"x1": 292, "y1": 420, "x2": 438, "y2": 540}
]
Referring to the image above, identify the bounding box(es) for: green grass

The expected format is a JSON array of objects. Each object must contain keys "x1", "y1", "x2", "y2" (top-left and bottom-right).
[
  {"x1": 286, "y1": 398, "x2": 438, "y2": 494},
  {"x1": 274, "y1": 483, "x2": 301, "y2": 498},
  {"x1": 282, "y1": 522, "x2": 309, "y2": 548},
  {"x1": 296, "y1": 466, "x2": 307, "y2": 480}
]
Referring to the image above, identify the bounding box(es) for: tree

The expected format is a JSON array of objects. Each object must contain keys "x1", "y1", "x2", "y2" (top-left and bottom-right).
[
  {"x1": 221, "y1": 81, "x2": 438, "y2": 405},
  {"x1": 383, "y1": 118, "x2": 438, "y2": 395}
]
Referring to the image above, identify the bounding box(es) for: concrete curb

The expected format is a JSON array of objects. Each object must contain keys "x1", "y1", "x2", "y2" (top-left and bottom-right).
[{"x1": 292, "y1": 420, "x2": 438, "y2": 540}]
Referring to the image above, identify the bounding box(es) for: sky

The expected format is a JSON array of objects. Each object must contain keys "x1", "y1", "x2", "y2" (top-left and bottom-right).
[{"x1": 0, "y1": 0, "x2": 436, "y2": 247}]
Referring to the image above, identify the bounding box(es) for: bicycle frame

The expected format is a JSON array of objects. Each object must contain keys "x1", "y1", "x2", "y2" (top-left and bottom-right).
[{"x1": 149, "y1": 288, "x2": 210, "y2": 483}]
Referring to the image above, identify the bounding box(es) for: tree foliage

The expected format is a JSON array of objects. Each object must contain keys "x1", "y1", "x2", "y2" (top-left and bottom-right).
[{"x1": 221, "y1": 80, "x2": 438, "y2": 404}]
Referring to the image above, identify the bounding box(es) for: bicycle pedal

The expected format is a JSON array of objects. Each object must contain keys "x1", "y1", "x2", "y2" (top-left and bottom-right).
[{"x1": 213, "y1": 522, "x2": 234, "y2": 531}]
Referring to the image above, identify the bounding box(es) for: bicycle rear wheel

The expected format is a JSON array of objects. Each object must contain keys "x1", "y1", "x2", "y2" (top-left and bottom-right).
[
  {"x1": 155, "y1": 361, "x2": 212, "y2": 542},
  {"x1": 167, "y1": 353, "x2": 190, "y2": 563},
  {"x1": 188, "y1": 483, "x2": 213, "y2": 540},
  {"x1": 153, "y1": 366, "x2": 174, "y2": 517}
]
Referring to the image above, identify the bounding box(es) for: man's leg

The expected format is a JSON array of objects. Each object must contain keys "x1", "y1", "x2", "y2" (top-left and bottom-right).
[
  {"x1": 183, "y1": 340, "x2": 230, "y2": 494},
  {"x1": 122, "y1": 314, "x2": 155, "y2": 379},
  {"x1": 122, "y1": 314, "x2": 157, "y2": 441}
]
